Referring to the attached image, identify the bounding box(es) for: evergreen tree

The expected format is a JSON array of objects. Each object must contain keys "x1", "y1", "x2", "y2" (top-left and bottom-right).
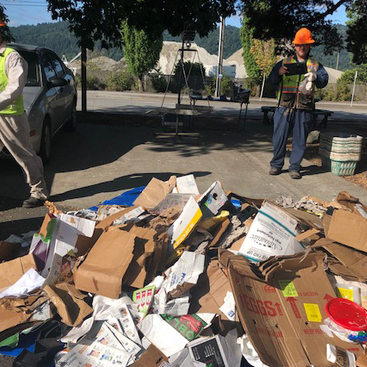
[{"x1": 121, "y1": 20, "x2": 163, "y2": 91}]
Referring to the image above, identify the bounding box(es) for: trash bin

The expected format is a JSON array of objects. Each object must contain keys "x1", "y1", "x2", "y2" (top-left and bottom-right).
[{"x1": 319, "y1": 132, "x2": 363, "y2": 176}]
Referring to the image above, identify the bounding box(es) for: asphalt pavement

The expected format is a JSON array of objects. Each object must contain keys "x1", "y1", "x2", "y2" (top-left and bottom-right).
[{"x1": 1, "y1": 91, "x2": 367, "y2": 240}]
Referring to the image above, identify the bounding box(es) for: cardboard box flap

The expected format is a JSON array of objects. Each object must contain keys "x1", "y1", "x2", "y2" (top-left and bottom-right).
[
  {"x1": 326, "y1": 209, "x2": 367, "y2": 252},
  {"x1": 314, "y1": 238, "x2": 367, "y2": 282},
  {"x1": 336, "y1": 191, "x2": 367, "y2": 217},
  {"x1": 134, "y1": 176, "x2": 176, "y2": 209},
  {"x1": 0, "y1": 254, "x2": 37, "y2": 292},
  {"x1": 190, "y1": 260, "x2": 232, "y2": 316}
]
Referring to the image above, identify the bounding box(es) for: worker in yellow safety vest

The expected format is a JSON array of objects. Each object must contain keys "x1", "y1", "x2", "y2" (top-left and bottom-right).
[
  {"x1": 268, "y1": 28, "x2": 329, "y2": 179},
  {"x1": 0, "y1": 20, "x2": 48, "y2": 207}
]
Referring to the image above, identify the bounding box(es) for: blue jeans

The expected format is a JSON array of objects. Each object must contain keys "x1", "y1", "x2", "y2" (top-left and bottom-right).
[{"x1": 270, "y1": 107, "x2": 312, "y2": 172}]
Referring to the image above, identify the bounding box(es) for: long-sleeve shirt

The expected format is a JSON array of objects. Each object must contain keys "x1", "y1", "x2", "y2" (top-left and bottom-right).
[
  {"x1": 0, "y1": 42, "x2": 28, "y2": 111},
  {"x1": 269, "y1": 58, "x2": 329, "y2": 89}
]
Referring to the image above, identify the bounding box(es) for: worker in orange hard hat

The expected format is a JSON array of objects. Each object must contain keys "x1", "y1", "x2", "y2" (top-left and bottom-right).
[{"x1": 268, "y1": 27, "x2": 328, "y2": 179}]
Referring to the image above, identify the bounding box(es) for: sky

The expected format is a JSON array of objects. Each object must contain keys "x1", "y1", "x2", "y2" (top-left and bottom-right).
[{"x1": 2, "y1": 0, "x2": 348, "y2": 27}]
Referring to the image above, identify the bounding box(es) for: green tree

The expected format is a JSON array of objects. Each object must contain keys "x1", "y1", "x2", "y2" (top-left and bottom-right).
[
  {"x1": 346, "y1": 0, "x2": 367, "y2": 64},
  {"x1": 340, "y1": 64, "x2": 367, "y2": 83},
  {"x1": 240, "y1": 16, "x2": 261, "y2": 84},
  {"x1": 250, "y1": 38, "x2": 277, "y2": 77},
  {"x1": 239, "y1": 0, "x2": 352, "y2": 55},
  {"x1": 46, "y1": 0, "x2": 236, "y2": 49},
  {"x1": 120, "y1": 20, "x2": 162, "y2": 91}
]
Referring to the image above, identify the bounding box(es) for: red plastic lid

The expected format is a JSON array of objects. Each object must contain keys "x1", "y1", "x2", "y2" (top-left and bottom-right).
[{"x1": 325, "y1": 298, "x2": 367, "y2": 331}]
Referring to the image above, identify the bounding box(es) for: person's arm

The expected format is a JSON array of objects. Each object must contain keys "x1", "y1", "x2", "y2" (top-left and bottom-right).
[
  {"x1": 0, "y1": 51, "x2": 28, "y2": 111},
  {"x1": 315, "y1": 62, "x2": 328, "y2": 89},
  {"x1": 268, "y1": 60, "x2": 284, "y2": 86}
]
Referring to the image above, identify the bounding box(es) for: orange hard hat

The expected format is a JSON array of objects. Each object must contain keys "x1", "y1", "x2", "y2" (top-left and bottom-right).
[
  {"x1": 0, "y1": 20, "x2": 6, "y2": 27},
  {"x1": 292, "y1": 28, "x2": 315, "y2": 45}
]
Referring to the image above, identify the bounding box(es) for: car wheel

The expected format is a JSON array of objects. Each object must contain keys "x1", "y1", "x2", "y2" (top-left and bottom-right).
[
  {"x1": 40, "y1": 119, "x2": 52, "y2": 164},
  {"x1": 65, "y1": 99, "x2": 77, "y2": 131}
]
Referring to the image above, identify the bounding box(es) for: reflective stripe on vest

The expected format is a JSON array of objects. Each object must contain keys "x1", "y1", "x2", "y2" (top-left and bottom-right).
[
  {"x1": 0, "y1": 47, "x2": 24, "y2": 115},
  {"x1": 281, "y1": 56, "x2": 318, "y2": 96}
]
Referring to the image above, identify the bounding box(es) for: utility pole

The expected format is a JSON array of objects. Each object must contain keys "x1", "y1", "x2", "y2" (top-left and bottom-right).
[
  {"x1": 335, "y1": 51, "x2": 340, "y2": 70},
  {"x1": 81, "y1": 45, "x2": 87, "y2": 112},
  {"x1": 215, "y1": 17, "x2": 225, "y2": 98}
]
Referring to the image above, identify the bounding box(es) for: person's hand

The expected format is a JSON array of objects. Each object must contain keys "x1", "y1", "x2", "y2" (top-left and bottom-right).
[
  {"x1": 305, "y1": 71, "x2": 317, "y2": 82},
  {"x1": 278, "y1": 65, "x2": 288, "y2": 76}
]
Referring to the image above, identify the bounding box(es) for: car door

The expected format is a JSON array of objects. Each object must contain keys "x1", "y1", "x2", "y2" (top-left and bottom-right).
[
  {"x1": 40, "y1": 51, "x2": 63, "y2": 134},
  {"x1": 48, "y1": 52, "x2": 74, "y2": 127}
]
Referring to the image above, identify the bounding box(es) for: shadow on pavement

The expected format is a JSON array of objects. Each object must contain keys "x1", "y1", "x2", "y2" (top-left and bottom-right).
[{"x1": 51, "y1": 170, "x2": 211, "y2": 203}]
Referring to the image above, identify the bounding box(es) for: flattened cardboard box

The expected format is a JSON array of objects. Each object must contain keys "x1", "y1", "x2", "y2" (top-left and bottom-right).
[
  {"x1": 74, "y1": 226, "x2": 156, "y2": 298},
  {"x1": 219, "y1": 250, "x2": 362, "y2": 367},
  {"x1": 326, "y1": 209, "x2": 367, "y2": 252}
]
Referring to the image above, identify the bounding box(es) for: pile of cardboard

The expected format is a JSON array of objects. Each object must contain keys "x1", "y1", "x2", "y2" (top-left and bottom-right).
[{"x1": 2, "y1": 175, "x2": 367, "y2": 366}]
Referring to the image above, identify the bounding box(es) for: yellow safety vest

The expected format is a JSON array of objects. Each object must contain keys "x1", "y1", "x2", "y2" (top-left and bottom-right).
[
  {"x1": 0, "y1": 47, "x2": 24, "y2": 115},
  {"x1": 279, "y1": 56, "x2": 319, "y2": 110}
]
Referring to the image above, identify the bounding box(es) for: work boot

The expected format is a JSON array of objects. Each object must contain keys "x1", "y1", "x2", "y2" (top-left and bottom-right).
[
  {"x1": 269, "y1": 167, "x2": 282, "y2": 175},
  {"x1": 22, "y1": 197, "x2": 46, "y2": 208},
  {"x1": 289, "y1": 170, "x2": 301, "y2": 179}
]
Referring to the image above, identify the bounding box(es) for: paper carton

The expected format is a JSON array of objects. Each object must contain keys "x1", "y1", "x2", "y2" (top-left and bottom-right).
[
  {"x1": 326, "y1": 209, "x2": 367, "y2": 252},
  {"x1": 238, "y1": 202, "x2": 304, "y2": 262},
  {"x1": 219, "y1": 250, "x2": 362, "y2": 367}
]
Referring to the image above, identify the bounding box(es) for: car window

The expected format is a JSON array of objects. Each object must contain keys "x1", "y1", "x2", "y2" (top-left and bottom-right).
[
  {"x1": 42, "y1": 54, "x2": 57, "y2": 82},
  {"x1": 17, "y1": 50, "x2": 41, "y2": 87},
  {"x1": 49, "y1": 54, "x2": 65, "y2": 78}
]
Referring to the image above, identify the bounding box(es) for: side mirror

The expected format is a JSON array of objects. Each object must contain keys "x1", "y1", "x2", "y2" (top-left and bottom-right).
[{"x1": 49, "y1": 78, "x2": 67, "y2": 87}]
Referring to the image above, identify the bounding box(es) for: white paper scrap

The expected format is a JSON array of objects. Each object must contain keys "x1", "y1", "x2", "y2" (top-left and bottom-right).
[
  {"x1": 176, "y1": 175, "x2": 200, "y2": 195},
  {"x1": 0, "y1": 268, "x2": 45, "y2": 299}
]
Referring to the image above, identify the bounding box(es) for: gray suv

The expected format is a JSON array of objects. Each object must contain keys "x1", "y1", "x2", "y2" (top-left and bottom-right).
[{"x1": 6, "y1": 43, "x2": 77, "y2": 163}]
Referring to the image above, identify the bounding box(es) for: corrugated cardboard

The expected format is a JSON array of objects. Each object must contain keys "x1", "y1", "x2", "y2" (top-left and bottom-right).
[
  {"x1": 0, "y1": 254, "x2": 37, "y2": 292},
  {"x1": 44, "y1": 282, "x2": 93, "y2": 326},
  {"x1": 219, "y1": 249, "x2": 362, "y2": 367},
  {"x1": 74, "y1": 225, "x2": 157, "y2": 298},
  {"x1": 336, "y1": 191, "x2": 367, "y2": 217},
  {"x1": 313, "y1": 238, "x2": 367, "y2": 282},
  {"x1": 326, "y1": 209, "x2": 367, "y2": 252},
  {"x1": 134, "y1": 176, "x2": 176, "y2": 209},
  {"x1": 190, "y1": 260, "x2": 232, "y2": 318}
]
